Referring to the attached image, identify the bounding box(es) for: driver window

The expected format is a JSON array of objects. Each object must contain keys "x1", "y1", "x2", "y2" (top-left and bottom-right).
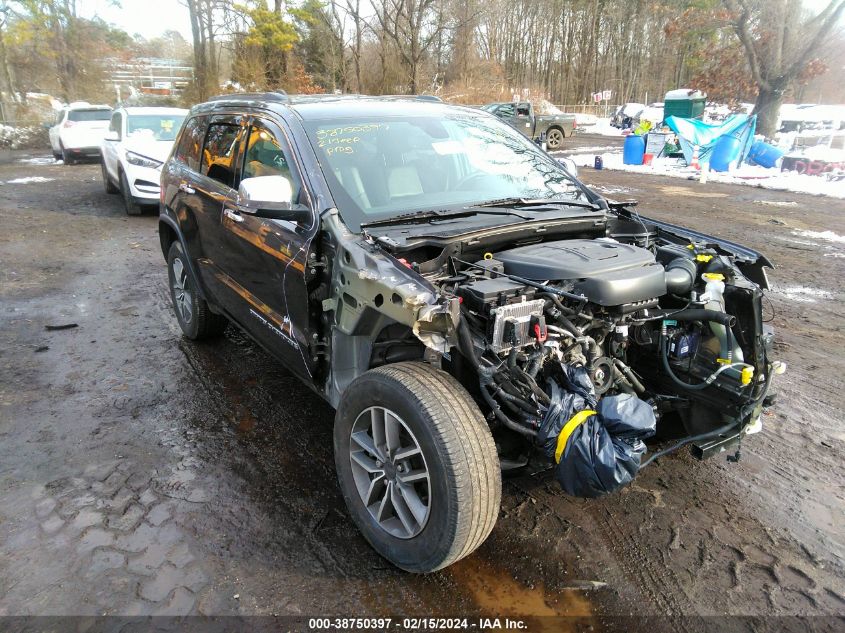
[
  {"x1": 516, "y1": 104, "x2": 530, "y2": 117},
  {"x1": 241, "y1": 122, "x2": 301, "y2": 204}
]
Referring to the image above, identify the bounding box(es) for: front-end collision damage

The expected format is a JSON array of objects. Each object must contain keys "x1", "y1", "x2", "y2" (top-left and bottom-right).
[
  {"x1": 413, "y1": 299, "x2": 461, "y2": 354},
  {"x1": 319, "y1": 210, "x2": 460, "y2": 405}
]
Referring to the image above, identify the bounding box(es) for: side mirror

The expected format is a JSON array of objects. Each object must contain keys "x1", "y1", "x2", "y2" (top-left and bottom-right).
[
  {"x1": 104, "y1": 130, "x2": 120, "y2": 141},
  {"x1": 237, "y1": 175, "x2": 311, "y2": 223},
  {"x1": 557, "y1": 157, "x2": 578, "y2": 178}
]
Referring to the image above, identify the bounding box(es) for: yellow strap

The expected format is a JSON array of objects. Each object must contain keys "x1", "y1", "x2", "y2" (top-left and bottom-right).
[{"x1": 554, "y1": 410, "x2": 596, "y2": 463}]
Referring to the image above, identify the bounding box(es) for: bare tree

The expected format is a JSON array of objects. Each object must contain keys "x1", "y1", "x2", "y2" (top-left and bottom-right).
[{"x1": 722, "y1": 0, "x2": 845, "y2": 137}]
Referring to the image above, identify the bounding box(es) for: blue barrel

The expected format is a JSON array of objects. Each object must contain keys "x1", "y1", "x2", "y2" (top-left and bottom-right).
[
  {"x1": 748, "y1": 141, "x2": 785, "y2": 168},
  {"x1": 710, "y1": 134, "x2": 743, "y2": 172},
  {"x1": 623, "y1": 135, "x2": 645, "y2": 165}
]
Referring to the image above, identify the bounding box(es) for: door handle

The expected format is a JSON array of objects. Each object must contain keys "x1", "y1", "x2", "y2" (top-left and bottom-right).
[
  {"x1": 223, "y1": 207, "x2": 244, "y2": 223},
  {"x1": 178, "y1": 182, "x2": 195, "y2": 194}
]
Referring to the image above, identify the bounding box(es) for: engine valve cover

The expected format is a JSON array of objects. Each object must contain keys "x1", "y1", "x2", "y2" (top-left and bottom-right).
[{"x1": 495, "y1": 239, "x2": 667, "y2": 306}]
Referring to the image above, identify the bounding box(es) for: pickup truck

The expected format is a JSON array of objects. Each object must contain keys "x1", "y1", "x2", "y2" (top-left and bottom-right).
[{"x1": 481, "y1": 101, "x2": 575, "y2": 150}]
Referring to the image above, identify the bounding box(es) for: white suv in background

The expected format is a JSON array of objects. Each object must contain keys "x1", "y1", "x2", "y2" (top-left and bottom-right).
[
  {"x1": 49, "y1": 102, "x2": 112, "y2": 164},
  {"x1": 100, "y1": 106, "x2": 188, "y2": 215}
]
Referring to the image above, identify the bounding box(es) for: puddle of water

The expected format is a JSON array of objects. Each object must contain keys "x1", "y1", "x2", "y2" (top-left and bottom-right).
[{"x1": 449, "y1": 556, "x2": 592, "y2": 631}]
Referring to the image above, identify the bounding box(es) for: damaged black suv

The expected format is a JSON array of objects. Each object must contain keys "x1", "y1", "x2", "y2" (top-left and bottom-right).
[{"x1": 159, "y1": 93, "x2": 781, "y2": 572}]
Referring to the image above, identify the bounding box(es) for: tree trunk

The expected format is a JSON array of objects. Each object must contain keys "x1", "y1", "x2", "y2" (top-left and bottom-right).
[{"x1": 753, "y1": 86, "x2": 784, "y2": 139}]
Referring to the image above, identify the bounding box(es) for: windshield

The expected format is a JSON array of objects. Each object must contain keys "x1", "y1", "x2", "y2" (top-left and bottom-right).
[
  {"x1": 301, "y1": 111, "x2": 584, "y2": 229},
  {"x1": 126, "y1": 114, "x2": 186, "y2": 141},
  {"x1": 68, "y1": 109, "x2": 110, "y2": 122}
]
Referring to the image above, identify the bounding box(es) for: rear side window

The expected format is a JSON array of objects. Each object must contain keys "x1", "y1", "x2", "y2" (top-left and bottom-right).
[
  {"x1": 496, "y1": 104, "x2": 515, "y2": 117},
  {"x1": 201, "y1": 123, "x2": 242, "y2": 188},
  {"x1": 68, "y1": 109, "x2": 111, "y2": 122},
  {"x1": 174, "y1": 116, "x2": 205, "y2": 172}
]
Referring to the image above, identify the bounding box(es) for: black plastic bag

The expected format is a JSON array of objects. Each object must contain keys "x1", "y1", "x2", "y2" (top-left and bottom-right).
[{"x1": 538, "y1": 366, "x2": 656, "y2": 498}]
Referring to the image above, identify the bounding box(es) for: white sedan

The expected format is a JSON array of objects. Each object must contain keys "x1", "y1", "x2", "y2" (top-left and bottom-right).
[{"x1": 100, "y1": 106, "x2": 188, "y2": 215}]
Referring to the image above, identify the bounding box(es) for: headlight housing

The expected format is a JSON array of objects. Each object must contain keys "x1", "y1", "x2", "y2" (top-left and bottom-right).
[{"x1": 125, "y1": 151, "x2": 163, "y2": 169}]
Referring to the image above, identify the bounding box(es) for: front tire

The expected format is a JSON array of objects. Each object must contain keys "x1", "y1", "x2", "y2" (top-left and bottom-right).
[
  {"x1": 119, "y1": 169, "x2": 142, "y2": 215},
  {"x1": 334, "y1": 362, "x2": 501, "y2": 573},
  {"x1": 101, "y1": 161, "x2": 118, "y2": 194},
  {"x1": 166, "y1": 241, "x2": 227, "y2": 340}
]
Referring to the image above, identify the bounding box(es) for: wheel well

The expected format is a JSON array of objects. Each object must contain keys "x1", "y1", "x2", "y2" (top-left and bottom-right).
[
  {"x1": 369, "y1": 323, "x2": 424, "y2": 369},
  {"x1": 158, "y1": 221, "x2": 178, "y2": 259},
  {"x1": 548, "y1": 125, "x2": 565, "y2": 138}
]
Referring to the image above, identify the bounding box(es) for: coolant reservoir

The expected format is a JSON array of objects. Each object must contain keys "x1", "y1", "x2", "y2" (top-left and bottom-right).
[{"x1": 701, "y1": 273, "x2": 744, "y2": 364}]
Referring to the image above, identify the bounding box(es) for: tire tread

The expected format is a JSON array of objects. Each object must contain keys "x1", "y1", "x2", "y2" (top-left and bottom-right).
[{"x1": 359, "y1": 361, "x2": 501, "y2": 571}]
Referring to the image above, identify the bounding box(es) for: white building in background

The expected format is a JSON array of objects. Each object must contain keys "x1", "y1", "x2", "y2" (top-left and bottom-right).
[{"x1": 105, "y1": 58, "x2": 193, "y2": 99}]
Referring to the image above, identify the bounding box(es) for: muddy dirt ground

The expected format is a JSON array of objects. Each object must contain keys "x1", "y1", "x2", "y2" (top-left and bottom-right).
[{"x1": 1, "y1": 136, "x2": 843, "y2": 630}]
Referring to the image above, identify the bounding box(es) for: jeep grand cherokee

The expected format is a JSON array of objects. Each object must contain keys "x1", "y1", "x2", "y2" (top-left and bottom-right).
[{"x1": 159, "y1": 93, "x2": 780, "y2": 572}]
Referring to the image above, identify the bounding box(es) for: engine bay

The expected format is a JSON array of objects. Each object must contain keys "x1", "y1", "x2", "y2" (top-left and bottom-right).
[{"x1": 361, "y1": 207, "x2": 780, "y2": 495}]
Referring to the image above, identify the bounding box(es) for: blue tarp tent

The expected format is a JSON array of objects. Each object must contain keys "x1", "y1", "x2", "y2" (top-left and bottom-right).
[{"x1": 665, "y1": 114, "x2": 757, "y2": 167}]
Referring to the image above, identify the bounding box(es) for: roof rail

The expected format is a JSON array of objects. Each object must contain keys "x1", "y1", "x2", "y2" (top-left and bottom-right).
[
  {"x1": 207, "y1": 91, "x2": 289, "y2": 103},
  {"x1": 380, "y1": 94, "x2": 442, "y2": 102}
]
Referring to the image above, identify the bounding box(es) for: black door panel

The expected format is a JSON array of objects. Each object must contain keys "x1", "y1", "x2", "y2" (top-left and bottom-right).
[{"x1": 214, "y1": 116, "x2": 317, "y2": 380}]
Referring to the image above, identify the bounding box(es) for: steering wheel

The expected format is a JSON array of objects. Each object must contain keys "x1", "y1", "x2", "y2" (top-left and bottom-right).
[{"x1": 453, "y1": 172, "x2": 491, "y2": 191}]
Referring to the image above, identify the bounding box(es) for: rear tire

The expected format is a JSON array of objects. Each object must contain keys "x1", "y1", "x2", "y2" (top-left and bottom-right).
[
  {"x1": 334, "y1": 362, "x2": 501, "y2": 572},
  {"x1": 60, "y1": 145, "x2": 75, "y2": 165},
  {"x1": 119, "y1": 169, "x2": 142, "y2": 215},
  {"x1": 546, "y1": 127, "x2": 565, "y2": 150},
  {"x1": 166, "y1": 241, "x2": 227, "y2": 340},
  {"x1": 101, "y1": 161, "x2": 118, "y2": 194}
]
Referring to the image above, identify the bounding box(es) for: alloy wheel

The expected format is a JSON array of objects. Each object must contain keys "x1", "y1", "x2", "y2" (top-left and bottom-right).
[
  {"x1": 349, "y1": 406, "x2": 431, "y2": 539},
  {"x1": 171, "y1": 257, "x2": 193, "y2": 324}
]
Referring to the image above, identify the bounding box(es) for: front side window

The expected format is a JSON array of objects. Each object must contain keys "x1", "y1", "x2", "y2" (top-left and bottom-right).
[
  {"x1": 201, "y1": 123, "x2": 242, "y2": 188},
  {"x1": 241, "y1": 121, "x2": 301, "y2": 205},
  {"x1": 174, "y1": 116, "x2": 205, "y2": 171},
  {"x1": 301, "y1": 111, "x2": 583, "y2": 229},
  {"x1": 126, "y1": 114, "x2": 185, "y2": 141}
]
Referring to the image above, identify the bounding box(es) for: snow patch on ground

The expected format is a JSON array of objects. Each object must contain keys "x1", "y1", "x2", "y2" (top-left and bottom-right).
[
  {"x1": 754, "y1": 200, "x2": 798, "y2": 207},
  {"x1": 592, "y1": 184, "x2": 635, "y2": 195},
  {"x1": 5, "y1": 176, "x2": 55, "y2": 184},
  {"x1": 793, "y1": 230, "x2": 845, "y2": 244},
  {"x1": 569, "y1": 151, "x2": 845, "y2": 199},
  {"x1": 773, "y1": 285, "x2": 834, "y2": 303},
  {"x1": 17, "y1": 156, "x2": 59, "y2": 166},
  {"x1": 556, "y1": 145, "x2": 620, "y2": 154}
]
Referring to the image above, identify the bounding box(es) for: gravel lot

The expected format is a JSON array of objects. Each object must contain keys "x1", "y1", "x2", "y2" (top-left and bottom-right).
[{"x1": 1, "y1": 137, "x2": 843, "y2": 630}]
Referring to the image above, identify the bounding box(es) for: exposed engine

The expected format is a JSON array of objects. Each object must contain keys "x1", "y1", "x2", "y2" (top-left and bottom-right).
[{"x1": 411, "y1": 217, "x2": 778, "y2": 487}]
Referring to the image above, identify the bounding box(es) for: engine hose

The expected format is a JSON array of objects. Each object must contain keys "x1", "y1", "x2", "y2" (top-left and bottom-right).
[
  {"x1": 659, "y1": 333, "x2": 711, "y2": 391},
  {"x1": 640, "y1": 420, "x2": 740, "y2": 468},
  {"x1": 491, "y1": 384, "x2": 538, "y2": 415},
  {"x1": 479, "y1": 380, "x2": 537, "y2": 438},
  {"x1": 612, "y1": 358, "x2": 645, "y2": 393},
  {"x1": 459, "y1": 317, "x2": 538, "y2": 438},
  {"x1": 540, "y1": 292, "x2": 580, "y2": 318},
  {"x1": 653, "y1": 308, "x2": 737, "y2": 328}
]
